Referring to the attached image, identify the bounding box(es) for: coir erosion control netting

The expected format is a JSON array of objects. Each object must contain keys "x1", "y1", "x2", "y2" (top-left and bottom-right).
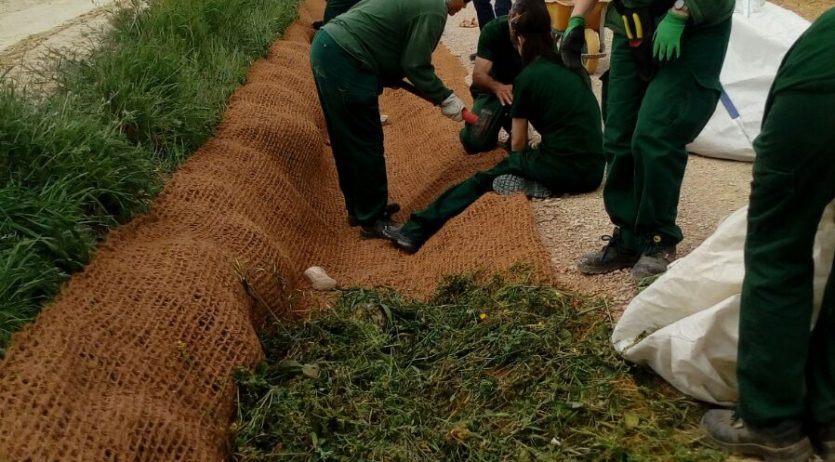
[{"x1": 0, "y1": 1, "x2": 555, "y2": 460}]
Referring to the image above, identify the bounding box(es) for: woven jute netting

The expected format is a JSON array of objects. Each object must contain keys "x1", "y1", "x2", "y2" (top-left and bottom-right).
[{"x1": 0, "y1": 1, "x2": 555, "y2": 460}]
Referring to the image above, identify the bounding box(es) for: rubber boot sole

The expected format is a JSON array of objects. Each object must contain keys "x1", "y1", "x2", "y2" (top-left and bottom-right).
[
  {"x1": 493, "y1": 174, "x2": 552, "y2": 198},
  {"x1": 577, "y1": 260, "x2": 636, "y2": 275},
  {"x1": 359, "y1": 224, "x2": 401, "y2": 240},
  {"x1": 576, "y1": 249, "x2": 640, "y2": 275},
  {"x1": 703, "y1": 431, "x2": 814, "y2": 462}
]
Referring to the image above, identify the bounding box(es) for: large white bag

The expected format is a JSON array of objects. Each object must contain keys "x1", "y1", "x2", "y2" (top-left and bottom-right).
[
  {"x1": 687, "y1": 3, "x2": 809, "y2": 162},
  {"x1": 612, "y1": 202, "x2": 835, "y2": 405}
]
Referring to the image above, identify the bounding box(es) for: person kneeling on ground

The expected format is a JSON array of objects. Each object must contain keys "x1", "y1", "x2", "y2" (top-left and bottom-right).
[
  {"x1": 460, "y1": 13, "x2": 524, "y2": 154},
  {"x1": 701, "y1": 8, "x2": 835, "y2": 462},
  {"x1": 310, "y1": 0, "x2": 472, "y2": 241},
  {"x1": 392, "y1": 0, "x2": 605, "y2": 253}
]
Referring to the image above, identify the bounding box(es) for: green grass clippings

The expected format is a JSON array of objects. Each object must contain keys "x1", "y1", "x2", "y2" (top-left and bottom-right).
[{"x1": 234, "y1": 273, "x2": 725, "y2": 461}]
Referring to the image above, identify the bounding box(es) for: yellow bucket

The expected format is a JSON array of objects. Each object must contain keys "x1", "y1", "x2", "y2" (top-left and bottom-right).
[{"x1": 545, "y1": 0, "x2": 607, "y2": 32}]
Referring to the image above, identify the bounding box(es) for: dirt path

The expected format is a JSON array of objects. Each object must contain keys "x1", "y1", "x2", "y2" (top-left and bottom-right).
[
  {"x1": 440, "y1": 1, "x2": 835, "y2": 313},
  {"x1": 0, "y1": 0, "x2": 119, "y2": 88}
]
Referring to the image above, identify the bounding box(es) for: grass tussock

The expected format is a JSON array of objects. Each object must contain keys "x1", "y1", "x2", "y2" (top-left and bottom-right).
[
  {"x1": 0, "y1": 0, "x2": 301, "y2": 354},
  {"x1": 233, "y1": 271, "x2": 724, "y2": 461}
]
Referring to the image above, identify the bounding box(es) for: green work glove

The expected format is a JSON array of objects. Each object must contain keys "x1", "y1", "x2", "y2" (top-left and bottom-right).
[
  {"x1": 560, "y1": 16, "x2": 586, "y2": 70},
  {"x1": 652, "y1": 12, "x2": 687, "y2": 62}
]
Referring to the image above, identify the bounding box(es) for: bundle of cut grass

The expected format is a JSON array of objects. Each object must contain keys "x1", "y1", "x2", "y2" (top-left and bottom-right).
[{"x1": 234, "y1": 272, "x2": 724, "y2": 461}]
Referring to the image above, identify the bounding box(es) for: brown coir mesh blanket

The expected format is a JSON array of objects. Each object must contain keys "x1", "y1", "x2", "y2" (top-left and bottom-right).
[{"x1": 0, "y1": 1, "x2": 555, "y2": 460}]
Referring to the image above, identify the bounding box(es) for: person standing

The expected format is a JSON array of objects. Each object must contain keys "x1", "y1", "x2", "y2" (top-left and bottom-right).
[
  {"x1": 310, "y1": 0, "x2": 471, "y2": 240},
  {"x1": 701, "y1": 9, "x2": 835, "y2": 461},
  {"x1": 473, "y1": 0, "x2": 513, "y2": 29},
  {"x1": 562, "y1": 0, "x2": 733, "y2": 280},
  {"x1": 460, "y1": 14, "x2": 523, "y2": 154},
  {"x1": 393, "y1": 0, "x2": 604, "y2": 253}
]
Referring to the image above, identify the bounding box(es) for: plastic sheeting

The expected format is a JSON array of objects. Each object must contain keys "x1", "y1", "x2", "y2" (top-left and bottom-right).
[
  {"x1": 687, "y1": 2, "x2": 809, "y2": 162},
  {"x1": 612, "y1": 202, "x2": 835, "y2": 405}
]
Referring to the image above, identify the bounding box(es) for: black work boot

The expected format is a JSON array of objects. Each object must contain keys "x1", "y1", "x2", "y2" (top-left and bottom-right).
[
  {"x1": 349, "y1": 203, "x2": 400, "y2": 227},
  {"x1": 701, "y1": 410, "x2": 813, "y2": 462},
  {"x1": 631, "y1": 235, "x2": 677, "y2": 281},
  {"x1": 391, "y1": 230, "x2": 422, "y2": 254},
  {"x1": 576, "y1": 228, "x2": 641, "y2": 274},
  {"x1": 360, "y1": 217, "x2": 402, "y2": 240},
  {"x1": 813, "y1": 421, "x2": 835, "y2": 461}
]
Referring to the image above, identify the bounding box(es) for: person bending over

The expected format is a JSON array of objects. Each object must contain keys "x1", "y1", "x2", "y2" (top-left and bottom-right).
[
  {"x1": 392, "y1": 0, "x2": 604, "y2": 253},
  {"x1": 310, "y1": 0, "x2": 471, "y2": 240}
]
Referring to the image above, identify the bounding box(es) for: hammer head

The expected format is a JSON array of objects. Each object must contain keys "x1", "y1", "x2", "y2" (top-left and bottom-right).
[{"x1": 466, "y1": 107, "x2": 495, "y2": 139}]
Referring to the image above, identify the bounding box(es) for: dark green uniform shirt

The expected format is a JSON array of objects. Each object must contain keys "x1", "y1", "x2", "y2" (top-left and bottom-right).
[
  {"x1": 510, "y1": 57, "x2": 604, "y2": 159},
  {"x1": 323, "y1": 0, "x2": 452, "y2": 104},
  {"x1": 474, "y1": 16, "x2": 523, "y2": 93},
  {"x1": 606, "y1": 0, "x2": 735, "y2": 35}
]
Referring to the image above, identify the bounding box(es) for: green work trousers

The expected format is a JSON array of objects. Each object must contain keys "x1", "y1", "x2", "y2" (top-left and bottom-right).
[
  {"x1": 602, "y1": 19, "x2": 731, "y2": 252},
  {"x1": 323, "y1": 0, "x2": 361, "y2": 23},
  {"x1": 737, "y1": 90, "x2": 835, "y2": 428},
  {"x1": 459, "y1": 92, "x2": 512, "y2": 154},
  {"x1": 310, "y1": 30, "x2": 388, "y2": 225},
  {"x1": 400, "y1": 149, "x2": 603, "y2": 244}
]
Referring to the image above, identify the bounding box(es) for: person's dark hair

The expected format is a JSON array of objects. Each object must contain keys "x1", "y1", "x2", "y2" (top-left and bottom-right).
[{"x1": 509, "y1": 0, "x2": 560, "y2": 66}]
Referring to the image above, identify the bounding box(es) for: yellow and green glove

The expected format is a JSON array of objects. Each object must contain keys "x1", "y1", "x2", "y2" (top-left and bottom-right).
[{"x1": 652, "y1": 12, "x2": 687, "y2": 61}]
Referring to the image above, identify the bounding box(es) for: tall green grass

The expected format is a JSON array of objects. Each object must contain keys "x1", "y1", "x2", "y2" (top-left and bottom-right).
[{"x1": 0, "y1": 0, "x2": 301, "y2": 354}]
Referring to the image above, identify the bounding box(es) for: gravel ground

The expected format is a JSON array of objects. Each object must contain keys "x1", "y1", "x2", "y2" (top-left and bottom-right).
[
  {"x1": 441, "y1": 3, "x2": 755, "y2": 313},
  {"x1": 771, "y1": 0, "x2": 834, "y2": 19},
  {"x1": 0, "y1": 0, "x2": 121, "y2": 89}
]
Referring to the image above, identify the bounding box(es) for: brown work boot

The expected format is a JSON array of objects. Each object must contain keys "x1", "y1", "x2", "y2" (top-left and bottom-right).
[
  {"x1": 576, "y1": 228, "x2": 640, "y2": 274},
  {"x1": 701, "y1": 410, "x2": 813, "y2": 462},
  {"x1": 631, "y1": 234, "x2": 677, "y2": 281}
]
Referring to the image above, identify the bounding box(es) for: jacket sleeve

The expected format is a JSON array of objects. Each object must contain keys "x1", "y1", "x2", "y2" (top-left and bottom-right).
[
  {"x1": 401, "y1": 13, "x2": 453, "y2": 105},
  {"x1": 685, "y1": 0, "x2": 734, "y2": 26}
]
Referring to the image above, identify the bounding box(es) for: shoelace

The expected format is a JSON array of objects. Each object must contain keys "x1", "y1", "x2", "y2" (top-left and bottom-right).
[{"x1": 599, "y1": 234, "x2": 618, "y2": 259}]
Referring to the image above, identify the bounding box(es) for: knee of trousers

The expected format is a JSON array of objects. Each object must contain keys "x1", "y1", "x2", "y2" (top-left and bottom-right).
[
  {"x1": 460, "y1": 128, "x2": 496, "y2": 155},
  {"x1": 629, "y1": 127, "x2": 689, "y2": 164}
]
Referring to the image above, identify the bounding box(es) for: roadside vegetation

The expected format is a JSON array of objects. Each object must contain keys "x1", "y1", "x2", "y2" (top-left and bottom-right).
[
  {"x1": 0, "y1": 0, "x2": 301, "y2": 355},
  {"x1": 234, "y1": 271, "x2": 724, "y2": 461}
]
